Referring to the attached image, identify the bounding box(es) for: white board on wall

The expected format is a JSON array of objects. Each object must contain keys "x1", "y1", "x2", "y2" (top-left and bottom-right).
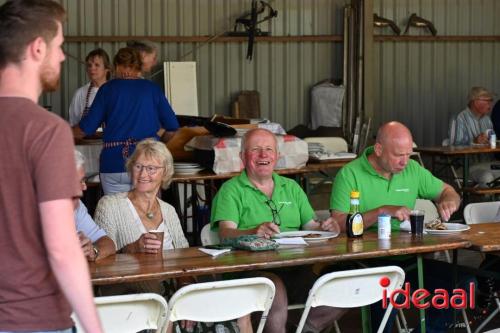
[{"x1": 164, "y1": 61, "x2": 199, "y2": 116}]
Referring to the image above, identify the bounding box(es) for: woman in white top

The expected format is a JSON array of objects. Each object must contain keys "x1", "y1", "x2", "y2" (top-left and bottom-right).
[
  {"x1": 95, "y1": 138, "x2": 188, "y2": 255},
  {"x1": 68, "y1": 48, "x2": 111, "y2": 125}
]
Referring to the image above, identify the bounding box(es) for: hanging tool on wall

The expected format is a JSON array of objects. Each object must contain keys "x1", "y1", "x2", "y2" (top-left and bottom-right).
[
  {"x1": 373, "y1": 13, "x2": 400, "y2": 35},
  {"x1": 226, "y1": 0, "x2": 278, "y2": 60},
  {"x1": 404, "y1": 13, "x2": 437, "y2": 36}
]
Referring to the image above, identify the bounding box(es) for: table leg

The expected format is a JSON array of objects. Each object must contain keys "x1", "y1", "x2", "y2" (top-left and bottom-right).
[
  {"x1": 361, "y1": 305, "x2": 372, "y2": 333},
  {"x1": 453, "y1": 249, "x2": 458, "y2": 333},
  {"x1": 191, "y1": 180, "x2": 199, "y2": 245},
  {"x1": 418, "y1": 254, "x2": 426, "y2": 333},
  {"x1": 463, "y1": 156, "x2": 470, "y2": 187}
]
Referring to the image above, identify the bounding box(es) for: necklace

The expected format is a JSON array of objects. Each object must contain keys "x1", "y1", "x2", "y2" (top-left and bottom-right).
[{"x1": 131, "y1": 196, "x2": 156, "y2": 220}]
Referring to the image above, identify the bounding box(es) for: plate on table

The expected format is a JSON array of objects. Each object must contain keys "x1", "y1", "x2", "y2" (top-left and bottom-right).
[
  {"x1": 399, "y1": 222, "x2": 470, "y2": 234},
  {"x1": 174, "y1": 167, "x2": 205, "y2": 175},
  {"x1": 274, "y1": 230, "x2": 339, "y2": 242},
  {"x1": 425, "y1": 223, "x2": 470, "y2": 235},
  {"x1": 174, "y1": 162, "x2": 202, "y2": 168}
]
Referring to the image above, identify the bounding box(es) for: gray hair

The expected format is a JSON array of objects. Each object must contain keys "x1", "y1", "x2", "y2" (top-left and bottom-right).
[
  {"x1": 125, "y1": 138, "x2": 174, "y2": 189},
  {"x1": 74, "y1": 150, "x2": 86, "y2": 169}
]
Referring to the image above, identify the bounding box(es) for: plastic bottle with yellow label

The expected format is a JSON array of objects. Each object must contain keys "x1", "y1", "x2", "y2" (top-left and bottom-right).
[{"x1": 346, "y1": 191, "x2": 364, "y2": 238}]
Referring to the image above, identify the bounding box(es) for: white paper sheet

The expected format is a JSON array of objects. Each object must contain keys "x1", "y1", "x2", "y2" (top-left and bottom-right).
[
  {"x1": 198, "y1": 248, "x2": 231, "y2": 257},
  {"x1": 274, "y1": 237, "x2": 308, "y2": 245}
]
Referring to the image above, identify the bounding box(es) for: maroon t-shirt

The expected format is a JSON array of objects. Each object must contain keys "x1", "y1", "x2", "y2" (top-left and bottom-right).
[{"x1": 0, "y1": 97, "x2": 80, "y2": 331}]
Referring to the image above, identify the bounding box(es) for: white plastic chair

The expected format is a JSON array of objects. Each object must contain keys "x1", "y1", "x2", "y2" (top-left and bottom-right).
[
  {"x1": 463, "y1": 202, "x2": 500, "y2": 333},
  {"x1": 464, "y1": 201, "x2": 500, "y2": 224},
  {"x1": 166, "y1": 277, "x2": 275, "y2": 333},
  {"x1": 304, "y1": 137, "x2": 348, "y2": 153},
  {"x1": 412, "y1": 142, "x2": 425, "y2": 167},
  {"x1": 73, "y1": 293, "x2": 168, "y2": 333},
  {"x1": 295, "y1": 266, "x2": 405, "y2": 333},
  {"x1": 200, "y1": 223, "x2": 219, "y2": 246}
]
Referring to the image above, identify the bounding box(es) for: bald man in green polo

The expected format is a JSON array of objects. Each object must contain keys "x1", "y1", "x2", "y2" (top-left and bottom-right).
[{"x1": 328, "y1": 121, "x2": 460, "y2": 231}]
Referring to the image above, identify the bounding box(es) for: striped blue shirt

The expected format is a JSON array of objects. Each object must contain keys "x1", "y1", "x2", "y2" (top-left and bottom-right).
[{"x1": 450, "y1": 107, "x2": 493, "y2": 146}]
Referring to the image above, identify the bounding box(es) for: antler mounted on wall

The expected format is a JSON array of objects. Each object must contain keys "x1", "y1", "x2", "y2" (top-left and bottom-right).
[
  {"x1": 404, "y1": 13, "x2": 437, "y2": 36},
  {"x1": 373, "y1": 13, "x2": 401, "y2": 35}
]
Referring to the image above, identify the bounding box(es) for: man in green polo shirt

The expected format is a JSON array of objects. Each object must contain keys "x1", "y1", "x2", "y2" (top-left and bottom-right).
[
  {"x1": 327, "y1": 121, "x2": 464, "y2": 333},
  {"x1": 328, "y1": 121, "x2": 460, "y2": 231},
  {"x1": 211, "y1": 128, "x2": 341, "y2": 333}
]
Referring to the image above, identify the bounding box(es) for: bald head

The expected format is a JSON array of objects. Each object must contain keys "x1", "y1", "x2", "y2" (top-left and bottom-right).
[{"x1": 376, "y1": 121, "x2": 413, "y2": 146}]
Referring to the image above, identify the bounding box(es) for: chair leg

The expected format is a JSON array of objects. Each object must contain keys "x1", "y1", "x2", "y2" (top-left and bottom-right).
[
  {"x1": 461, "y1": 308, "x2": 471, "y2": 333},
  {"x1": 295, "y1": 306, "x2": 312, "y2": 333},
  {"x1": 333, "y1": 320, "x2": 341, "y2": 333},
  {"x1": 397, "y1": 309, "x2": 410, "y2": 333},
  {"x1": 474, "y1": 292, "x2": 500, "y2": 333}
]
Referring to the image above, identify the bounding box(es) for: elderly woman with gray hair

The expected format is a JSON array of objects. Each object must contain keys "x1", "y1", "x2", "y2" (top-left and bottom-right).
[{"x1": 95, "y1": 138, "x2": 188, "y2": 258}]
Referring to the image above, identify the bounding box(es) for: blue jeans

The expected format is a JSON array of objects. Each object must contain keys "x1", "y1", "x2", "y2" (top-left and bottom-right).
[{"x1": 100, "y1": 172, "x2": 131, "y2": 195}]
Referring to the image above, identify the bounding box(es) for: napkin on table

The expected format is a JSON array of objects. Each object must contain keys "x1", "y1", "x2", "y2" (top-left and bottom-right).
[
  {"x1": 198, "y1": 248, "x2": 231, "y2": 257},
  {"x1": 274, "y1": 237, "x2": 308, "y2": 245}
]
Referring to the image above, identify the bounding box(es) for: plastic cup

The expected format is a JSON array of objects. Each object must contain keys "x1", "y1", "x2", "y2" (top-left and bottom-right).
[
  {"x1": 410, "y1": 210, "x2": 425, "y2": 236},
  {"x1": 149, "y1": 230, "x2": 164, "y2": 251}
]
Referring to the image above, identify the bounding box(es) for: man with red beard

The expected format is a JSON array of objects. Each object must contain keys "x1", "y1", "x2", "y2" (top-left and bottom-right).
[
  {"x1": 0, "y1": 1, "x2": 102, "y2": 332},
  {"x1": 211, "y1": 128, "x2": 342, "y2": 333}
]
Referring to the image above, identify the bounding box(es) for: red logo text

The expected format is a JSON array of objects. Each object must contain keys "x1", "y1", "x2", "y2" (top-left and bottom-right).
[{"x1": 380, "y1": 277, "x2": 475, "y2": 309}]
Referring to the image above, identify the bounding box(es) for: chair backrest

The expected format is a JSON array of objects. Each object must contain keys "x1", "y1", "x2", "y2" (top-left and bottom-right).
[
  {"x1": 304, "y1": 137, "x2": 348, "y2": 153},
  {"x1": 166, "y1": 277, "x2": 275, "y2": 333},
  {"x1": 464, "y1": 202, "x2": 500, "y2": 224},
  {"x1": 414, "y1": 199, "x2": 439, "y2": 223},
  {"x1": 73, "y1": 293, "x2": 168, "y2": 333},
  {"x1": 307, "y1": 266, "x2": 404, "y2": 308},
  {"x1": 295, "y1": 266, "x2": 404, "y2": 333},
  {"x1": 200, "y1": 223, "x2": 220, "y2": 246}
]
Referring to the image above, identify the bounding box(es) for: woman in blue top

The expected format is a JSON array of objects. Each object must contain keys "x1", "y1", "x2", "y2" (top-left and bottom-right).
[{"x1": 73, "y1": 47, "x2": 179, "y2": 195}]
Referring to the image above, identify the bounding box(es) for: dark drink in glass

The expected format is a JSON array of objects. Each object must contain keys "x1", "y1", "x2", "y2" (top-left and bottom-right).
[{"x1": 410, "y1": 210, "x2": 425, "y2": 235}]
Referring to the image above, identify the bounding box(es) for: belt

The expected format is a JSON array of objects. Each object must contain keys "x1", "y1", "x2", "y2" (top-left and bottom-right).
[{"x1": 103, "y1": 138, "x2": 137, "y2": 159}]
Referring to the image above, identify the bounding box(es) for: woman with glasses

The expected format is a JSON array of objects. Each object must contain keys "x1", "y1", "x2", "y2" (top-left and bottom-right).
[{"x1": 94, "y1": 139, "x2": 188, "y2": 294}]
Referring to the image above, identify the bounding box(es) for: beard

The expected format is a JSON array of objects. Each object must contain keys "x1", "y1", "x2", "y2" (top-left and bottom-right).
[{"x1": 40, "y1": 60, "x2": 61, "y2": 92}]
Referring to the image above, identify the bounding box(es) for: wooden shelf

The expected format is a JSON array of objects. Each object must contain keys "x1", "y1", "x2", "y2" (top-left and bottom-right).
[
  {"x1": 64, "y1": 35, "x2": 343, "y2": 43},
  {"x1": 64, "y1": 34, "x2": 500, "y2": 44}
]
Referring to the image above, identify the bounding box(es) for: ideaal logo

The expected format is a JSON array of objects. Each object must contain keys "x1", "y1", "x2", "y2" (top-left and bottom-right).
[{"x1": 380, "y1": 276, "x2": 475, "y2": 309}]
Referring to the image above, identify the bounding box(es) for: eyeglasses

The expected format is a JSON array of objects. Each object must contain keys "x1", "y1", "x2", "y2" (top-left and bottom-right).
[
  {"x1": 248, "y1": 146, "x2": 276, "y2": 154},
  {"x1": 265, "y1": 199, "x2": 283, "y2": 226},
  {"x1": 132, "y1": 163, "x2": 165, "y2": 175}
]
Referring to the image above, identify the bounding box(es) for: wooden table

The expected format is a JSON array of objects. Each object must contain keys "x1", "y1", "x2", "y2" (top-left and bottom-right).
[
  {"x1": 169, "y1": 158, "x2": 355, "y2": 244},
  {"x1": 90, "y1": 231, "x2": 469, "y2": 285},
  {"x1": 414, "y1": 145, "x2": 500, "y2": 189},
  {"x1": 90, "y1": 231, "x2": 469, "y2": 333}
]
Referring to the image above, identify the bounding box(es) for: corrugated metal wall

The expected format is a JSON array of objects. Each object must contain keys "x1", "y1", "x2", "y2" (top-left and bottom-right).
[
  {"x1": 374, "y1": 0, "x2": 500, "y2": 146},
  {"x1": 38, "y1": 0, "x2": 348, "y2": 131}
]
